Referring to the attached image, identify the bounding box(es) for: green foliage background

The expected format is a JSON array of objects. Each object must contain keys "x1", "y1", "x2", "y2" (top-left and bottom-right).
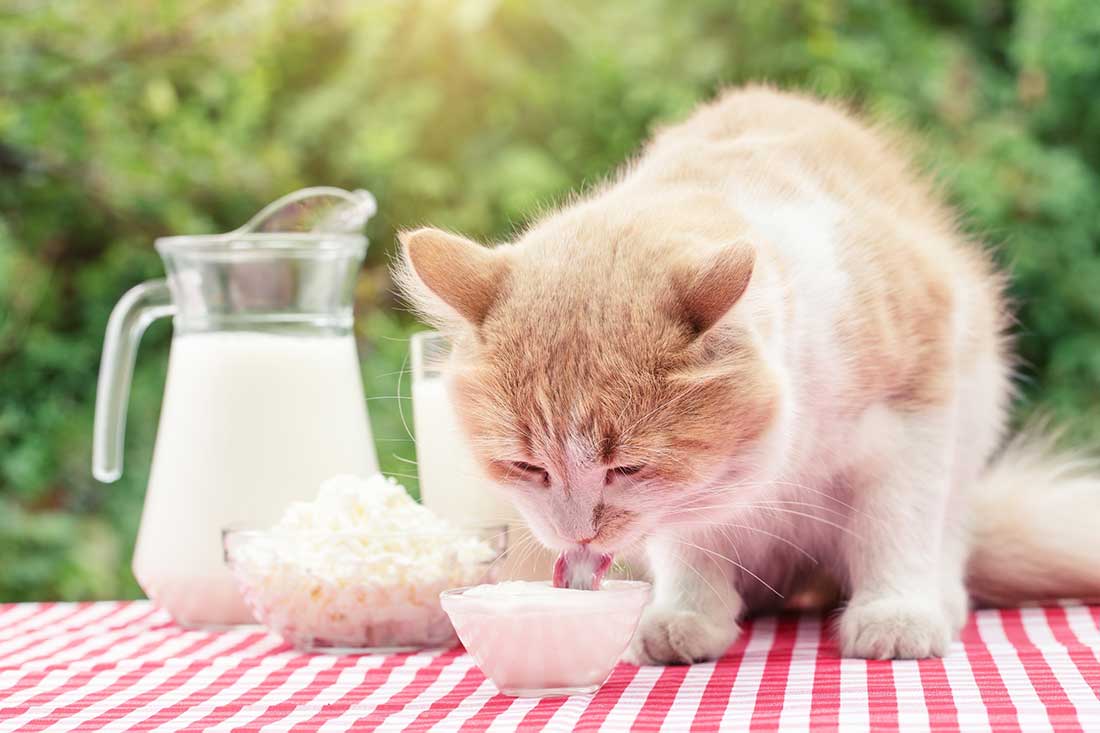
[{"x1": 1, "y1": 0, "x2": 1098, "y2": 601}]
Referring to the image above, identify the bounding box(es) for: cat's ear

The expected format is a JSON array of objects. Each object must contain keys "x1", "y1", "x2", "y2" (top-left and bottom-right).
[
  {"x1": 675, "y1": 242, "x2": 755, "y2": 335},
  {"x1": 395, "y1": 228, "x2": 511, "y2": 328}
]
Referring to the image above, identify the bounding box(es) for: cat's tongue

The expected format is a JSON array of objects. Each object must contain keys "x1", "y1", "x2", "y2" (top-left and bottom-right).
[{"x1": 553, "y1": 547, "x2": 613, "y2": 590}]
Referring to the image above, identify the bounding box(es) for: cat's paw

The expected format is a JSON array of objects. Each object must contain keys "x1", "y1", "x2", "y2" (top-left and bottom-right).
[
  {"x1": 838, "y1": 596, "x2": 951, "y2": 659},
  {"x1": 624, "y1": 606, "x2": 738, "y2": 665}
]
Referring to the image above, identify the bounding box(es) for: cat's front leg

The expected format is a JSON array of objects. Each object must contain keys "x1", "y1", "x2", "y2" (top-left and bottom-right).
[
  {"x1": 839, "y1": 408, "x2": 962, "y2": 659},
  {"x1": 624, "y1": 531, "x2": 743, "y2": 665}
]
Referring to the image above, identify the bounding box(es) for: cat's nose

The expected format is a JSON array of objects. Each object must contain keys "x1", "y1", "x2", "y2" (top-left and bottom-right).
[{"x1": 556, "y1": 527, "x2": 597, "y2": 546}]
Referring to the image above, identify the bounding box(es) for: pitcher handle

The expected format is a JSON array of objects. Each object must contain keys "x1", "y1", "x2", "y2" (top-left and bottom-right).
[{"x1": 93, "y1": 279, "x2": 175, "y2": 482}]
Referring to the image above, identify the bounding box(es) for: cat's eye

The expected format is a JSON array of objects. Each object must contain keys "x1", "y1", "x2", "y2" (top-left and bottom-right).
[
  {"x1": 606, "y1": 465, "x2": 645, "y2": 483},
  {"x1": 510, "y1": 461, "x2": 550, "y2": 484}
]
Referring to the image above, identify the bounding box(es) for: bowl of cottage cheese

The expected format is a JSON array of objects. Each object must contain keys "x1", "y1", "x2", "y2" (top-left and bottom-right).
[{"x1": 223, "y1": 473, "x2": 505, "y2": 653}]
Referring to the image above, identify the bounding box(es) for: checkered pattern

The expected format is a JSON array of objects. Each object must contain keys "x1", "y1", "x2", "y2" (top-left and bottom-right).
[{"x1": 1, "y1": 601, "x2": 1097, "y2": 731}]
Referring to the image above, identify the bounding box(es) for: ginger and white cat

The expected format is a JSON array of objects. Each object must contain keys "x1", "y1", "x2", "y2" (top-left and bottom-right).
[{"x1": 396, "y1": 86, "x2": 1100, "y2": 663}]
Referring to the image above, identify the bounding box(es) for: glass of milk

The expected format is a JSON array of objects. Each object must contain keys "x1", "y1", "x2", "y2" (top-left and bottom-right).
[
  {"x1": 93, "y1": 188, "x2": 380, "y2": 627},
  {"x1": 411, "y1": 331, "x2": 555, "y2": 581}
]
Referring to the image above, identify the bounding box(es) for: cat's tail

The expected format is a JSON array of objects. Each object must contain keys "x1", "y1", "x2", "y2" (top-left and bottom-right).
[{"x1": 966, "y1": 423, "x2": 1100, "y2": 605}]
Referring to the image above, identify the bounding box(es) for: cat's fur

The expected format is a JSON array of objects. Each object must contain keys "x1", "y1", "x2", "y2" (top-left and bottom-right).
[{"x1": 396, "y1": 86, "x2": 1100, "y2": 662}]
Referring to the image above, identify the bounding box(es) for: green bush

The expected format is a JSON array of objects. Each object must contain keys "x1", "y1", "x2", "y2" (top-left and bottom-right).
[{"x1": 1, "y1": 0, "x2": 1097, "y2": 601}]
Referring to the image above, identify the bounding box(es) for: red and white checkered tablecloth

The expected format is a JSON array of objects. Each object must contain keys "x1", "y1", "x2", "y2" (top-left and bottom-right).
[{"x1": 1, "y1": 601, "x2": 1098, "y2": 731}]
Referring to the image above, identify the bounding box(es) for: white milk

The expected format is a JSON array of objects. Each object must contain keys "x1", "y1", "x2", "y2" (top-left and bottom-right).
[
  {"x1": 412, "y1": 377, "x2": 555, "y2": 581},
  {"x1": 133, "y1": 332, "x2": 376, "y2": 627}
]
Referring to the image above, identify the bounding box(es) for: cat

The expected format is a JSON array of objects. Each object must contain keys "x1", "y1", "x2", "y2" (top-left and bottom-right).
[{"x1": 395, "y1": 85, "x2": 1100, "y2": 663}]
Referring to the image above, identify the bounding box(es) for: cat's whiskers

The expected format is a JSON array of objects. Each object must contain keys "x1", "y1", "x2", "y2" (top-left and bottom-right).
[
  {"x1": 712, "y1": 522, "x2": 745, "y2": 572},
  {"x1": 673, "y1": 519, "x2": 819, "y2": 565},
  {"x1": 763, "y1": 480, "x2": 865, "y2": 516},
  {"x1": 504, "y1": 536, "x2": 533, "y2": 574},
  {"x1": 671, "y1": 536, "x2": 784, "y2": 599},
  {"x1": 676, "y1": 551, "x2": 736, "y2": 615},
  {"x1": 383, "y1": 471, "x2": 422, "y2": 483},
  {"x1": 371, "y1": 368, "x2": 414, "y2": 380},
  {"x1": 668, "y1": 479, "x2": 866, "y2": 521},
  {"x1": 741, "y1": 499, "x2": 851, "y2": 520},
  {"x1": 394, "y1": 350, "x2": 417, "y2": 447},
  {"x1": 494, "y1": 532, "x2": 535, "y2": 576},
  {"x1": 708, "y1": 476, "x2": 873, "y2": 520},
  {"x1": 673, "y1": 501, "x2": 865, "y2": 540}
]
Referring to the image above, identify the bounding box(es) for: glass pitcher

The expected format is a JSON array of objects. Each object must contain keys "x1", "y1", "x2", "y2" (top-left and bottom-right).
[{"x1": 93, "y1": 188, "x2": 379, "y2": 627}]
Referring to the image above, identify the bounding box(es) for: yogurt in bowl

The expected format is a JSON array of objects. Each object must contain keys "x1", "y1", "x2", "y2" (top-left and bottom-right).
[
  {"x1": 440, "y1": 580, "x2": 651, "y2": 696},
  {"x1": 223, "y1": 474, "x2": 505, "y2": 653}
]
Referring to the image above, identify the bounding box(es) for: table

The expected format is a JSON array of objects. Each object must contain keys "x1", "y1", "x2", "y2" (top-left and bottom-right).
[{"x1": 1, "y1": 601, "x2": 1098, "y2": 731}]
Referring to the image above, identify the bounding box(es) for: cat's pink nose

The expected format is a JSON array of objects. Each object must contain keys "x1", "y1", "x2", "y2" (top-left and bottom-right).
[{"x1": 577, "y1": 536, "x2": 595, "y2": 545}]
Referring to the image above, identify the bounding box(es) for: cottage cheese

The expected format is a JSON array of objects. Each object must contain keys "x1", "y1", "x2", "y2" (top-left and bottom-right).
[{"x1": 227, "y1": 474, "x2": 499, "y2": 651}]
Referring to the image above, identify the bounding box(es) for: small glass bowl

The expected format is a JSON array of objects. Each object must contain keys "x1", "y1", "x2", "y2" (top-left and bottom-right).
[
  {"x1": 223, "y1": 524, "x2": 507, "y2": 653},
  {"x1": 440, "y1": 580, "x2": 651, "y2": 697}
]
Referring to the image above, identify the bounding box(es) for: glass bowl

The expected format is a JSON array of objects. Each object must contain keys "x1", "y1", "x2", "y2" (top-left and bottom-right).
[
  {"x1": 223, "y1": 524, "x2": 507, "y2": 653},
  {"x1": 440, "y1": 580, "x2": 651, "y2": 697}
]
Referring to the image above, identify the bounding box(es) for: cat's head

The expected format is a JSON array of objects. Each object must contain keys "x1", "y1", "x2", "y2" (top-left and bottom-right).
[{"x1": 395, "y1": 200, "x2": 784, "y2": 556}]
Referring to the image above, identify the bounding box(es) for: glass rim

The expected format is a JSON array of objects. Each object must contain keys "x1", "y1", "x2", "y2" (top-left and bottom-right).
[
  {"x1": 439, "y1": 579, "x2": 652, "y2": 606},
  {"x1": 221, "y1": 521, "x2": 509, "y2": 541},
  {"x1": 155, "y1": 232, "x2": 367, "y2": 256},
  {"x1": 409, "y1": 329, "x2": 447, "y2": 343},
  {"x1": 410, "y1": 328, "x2": 452, "y2": 376}
]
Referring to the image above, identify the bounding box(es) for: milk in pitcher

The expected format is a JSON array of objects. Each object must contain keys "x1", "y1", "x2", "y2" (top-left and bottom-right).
[{"x1": 134, "y1": 332, "x2": 375, "y2": 626}]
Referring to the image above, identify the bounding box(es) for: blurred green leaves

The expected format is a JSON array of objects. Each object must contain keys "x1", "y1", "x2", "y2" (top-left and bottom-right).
[{"x1": 1, "y1": 0, "x2": 1098, "y2": 601}]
